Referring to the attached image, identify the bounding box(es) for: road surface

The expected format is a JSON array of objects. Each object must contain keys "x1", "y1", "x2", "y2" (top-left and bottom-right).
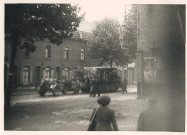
[{"x1": 5, "y1": 87, "x2": 147, "y2": 131}]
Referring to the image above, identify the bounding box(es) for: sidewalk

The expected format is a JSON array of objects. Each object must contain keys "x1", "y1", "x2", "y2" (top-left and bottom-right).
[
  {"x1": 12, "y1": 84, "x2": 137, "y2": 96},
  {"x1": 7, "y1": 89, "x2": 144, "y2": 131},
  {"x1": 12, "y1": 87, "x2": 38, "y2": 96}
]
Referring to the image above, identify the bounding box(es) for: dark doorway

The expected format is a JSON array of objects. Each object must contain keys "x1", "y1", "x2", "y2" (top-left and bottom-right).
[
  {"x1": 35, "y1": 66, "x2": 41, "y2": 86},
  {"x1": 56, "y1": 67, "x2": 60, "y2": 80}
]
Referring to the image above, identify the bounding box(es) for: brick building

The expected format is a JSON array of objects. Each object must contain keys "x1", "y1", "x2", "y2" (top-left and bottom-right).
[
  {"x1": 6, "y1": 21, "x2": 98, "y2": 87},
  {"x1": 136, "y1": 5, "x2": 185, "y2": 131}
]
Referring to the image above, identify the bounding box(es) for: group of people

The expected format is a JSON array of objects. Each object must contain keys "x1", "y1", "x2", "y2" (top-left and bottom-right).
[
  {"x1": 80, "y1": 75, "x2": 101, "y2": 97},
  {"x1": 39, "y1": 74, "x2": 102, "y2": 96},
  {"x1": 81, "y1": 74, "x2": 128, "y2": 97},
  {"x1": 70, "y1": 74, "x2": 127, "y2": 96},
  {"x1": 89, "y1": 95, "x2": 161, "y2": 131},
  {"x1": 40, "y1": 71, "x2": 128, "y2": 97}
]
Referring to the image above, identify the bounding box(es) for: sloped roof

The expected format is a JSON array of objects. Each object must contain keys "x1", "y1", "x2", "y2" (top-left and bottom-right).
[
  {"x1": 77, "y1": 21, "x2": 93, "y2": 33},
  {"x1": 71, "y1": 31, "x2": 92, "y2": 41},
  {"x1": 71, "y1": 21, "x2": 93, "y2": 41}
]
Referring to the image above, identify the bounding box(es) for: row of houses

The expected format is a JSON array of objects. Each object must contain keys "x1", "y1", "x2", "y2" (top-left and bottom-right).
[
  {"x1": 5, "y1": 20, "x2": 136, "y2": 88},
  {"x1": 5, "y1": 21, "x2": 99, "y2": 87}
]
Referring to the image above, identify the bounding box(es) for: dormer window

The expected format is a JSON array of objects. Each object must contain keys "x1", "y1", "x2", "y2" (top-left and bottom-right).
[
  {"x1": 79, "y1": 32, "x2": 83, "y2": 39},
  {"x1": 64, "y1": 47, "x2": 69, "y2": 60},
  {"x1": 81, "y1": 49, "x2": 84, "y2": 61}
]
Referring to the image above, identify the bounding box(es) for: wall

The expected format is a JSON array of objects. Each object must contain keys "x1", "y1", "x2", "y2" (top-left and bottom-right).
[
  {"x1": 136, "y1": 5, "x2": 185, "y2": 131},
  {"x1": 12, "y1": 38, "x2": 98, "y2": 86}
]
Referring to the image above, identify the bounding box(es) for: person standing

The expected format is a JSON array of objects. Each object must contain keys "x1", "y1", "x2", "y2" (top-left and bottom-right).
[
  {"x1": 137, "y1": 97, "x2": 165, "y2": 131},
  {"x1": 122, "y1": 77, "x2": 127, "y2": 94},
  {"x1": 89, "y1": 95, "x2": 118, "y2": 131},
  {"x1": 95, "y1": 79, "x2": 101, "y2": 97},
  {"x1": 89, "y1": 76, "x2": 95, "y2": 97}
]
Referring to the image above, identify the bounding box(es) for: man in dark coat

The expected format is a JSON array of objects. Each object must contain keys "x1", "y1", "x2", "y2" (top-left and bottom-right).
[
  {"x1": 90, "y1": 75, "x2": 100, "y2": 97},
  {"x1": 89, "y1": 77, "x2": 95, "y2": 97},
  {"x1": 122, "y1": 77, "x2": 127, "y2": 94},
  {"x1": 95, "y1": 80, "x2": 101, "y2": 97}
]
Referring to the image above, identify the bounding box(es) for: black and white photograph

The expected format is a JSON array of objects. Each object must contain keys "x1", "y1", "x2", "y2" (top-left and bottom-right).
[{"x1": 3, "y1": 0, "x2": 186, "y2": 133}]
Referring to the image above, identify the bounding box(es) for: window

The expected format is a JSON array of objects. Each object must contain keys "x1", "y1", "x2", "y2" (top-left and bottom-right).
[
  {"x1": 45, "y1": 44, "x2": 51, "y2": 58},
  {"x1": 43, "y1": 67, "x2": 51, "y2": 79},
  {"x1": 73, "y1": 67, "x2": 77, "y2": 75},
  {"x1": 64, "y1": 67, "x2": 69, "y2": 80},
  {"x1": 81, "y1": 49, "x2": 85, "y2": 61},
  {"x1": 23, "y1": 66, "x2": 30, "y2": 84},
  {"x1": 64, "y1": 47, "x2": 69, "y2": 60}
]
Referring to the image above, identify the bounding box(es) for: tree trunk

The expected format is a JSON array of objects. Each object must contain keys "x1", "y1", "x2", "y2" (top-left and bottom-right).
[
  {"x1": 110, "y1": 59, "x2": 113, "y2": 68},
  {"x1": 4, "y1": 44, "x2": 17, "y2": 112}
]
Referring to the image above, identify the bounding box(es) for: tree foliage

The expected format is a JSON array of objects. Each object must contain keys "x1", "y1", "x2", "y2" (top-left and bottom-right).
[
  {"x1": 5, "y1": 4, "x2": 84, "y2": 49},
  {"x1": 88, "y1": 18, "x2": 128, "y2": 67},
  {"x1": 4, "y1": 4, "x2": 84, "y2": 110},
  {"x1": 88, "y1": 6, "x2": 137, "y2": 67},
  {"x1": 122, "y1": 6, "x2": 137, "y2": 62}
]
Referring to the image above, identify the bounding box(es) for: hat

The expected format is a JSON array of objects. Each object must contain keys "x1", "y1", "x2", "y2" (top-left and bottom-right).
[{"x1": 97, "y1": 95, "x2": 111, "y2": 106}]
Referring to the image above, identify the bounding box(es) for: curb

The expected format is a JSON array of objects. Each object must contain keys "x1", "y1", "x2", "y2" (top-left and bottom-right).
[
  {"x1": 12, "y1": 87, "x2": 137, "y2": 96},
  {"x1": 12, "y1": 92, "x2": 38, "y2": 96},
  {"x1": 12, "y1": 91, "x2": 137, "y2": 96}
]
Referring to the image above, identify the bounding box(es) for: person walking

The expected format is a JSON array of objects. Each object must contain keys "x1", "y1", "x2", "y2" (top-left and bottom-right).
[
  {"x1": 89, "y1": 76, "x2": 95, "y2": 97},
  {"x1": 89, "y1": 95, "x2": 118, "y2": 131},
  {"x1": 95, "y1": 79, "x2": 101, "y2": 97}
]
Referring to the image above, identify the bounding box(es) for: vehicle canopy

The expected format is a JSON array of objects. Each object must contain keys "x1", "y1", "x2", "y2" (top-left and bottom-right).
[
  {"x1": 83, "y1": 67, "x2": 120, "y2": 92},
  {"x1": 84, "y1": 67, "x2": 118, "y2": 75}
]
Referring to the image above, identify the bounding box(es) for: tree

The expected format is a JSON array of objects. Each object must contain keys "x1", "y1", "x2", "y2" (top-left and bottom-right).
[
  {"x1": 122, "y1": 6, "x2": 137, "y2": 62},
  {"x1": 5, "y1": 4, "x2": 84, "y2": 110},
  {"x1": 88, "y1": 18, "x2": 129, "y2": 67}
]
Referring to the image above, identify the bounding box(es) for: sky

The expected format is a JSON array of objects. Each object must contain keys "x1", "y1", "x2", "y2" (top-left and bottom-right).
[{"x1": 75, "y1": 1, "x2": 132, "y2": 23}]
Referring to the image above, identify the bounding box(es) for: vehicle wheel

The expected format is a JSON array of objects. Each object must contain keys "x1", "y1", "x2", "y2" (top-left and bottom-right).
[
  {"x1": 39, "y1": 87, "x2": 46, "y2": 96},
  {"x1": 53, "y1": 86, "x2": 60, "y2": 96}
]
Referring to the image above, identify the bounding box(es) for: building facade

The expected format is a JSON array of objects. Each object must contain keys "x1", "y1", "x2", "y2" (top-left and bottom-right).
[
  {"x1": 136, "y1": 5, "x2": 185, "y2": 96},
  {"x1": 6, "y1": 21, "x2": 98, "y2": 87},
  {"x1": 136, "y1": 5, "x2": 185, "y2": 131}
]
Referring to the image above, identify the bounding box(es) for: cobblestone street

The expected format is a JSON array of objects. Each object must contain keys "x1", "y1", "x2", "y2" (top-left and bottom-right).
[{"x1": 5, "y1": 86, "x2": 148, "y2": 131}]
